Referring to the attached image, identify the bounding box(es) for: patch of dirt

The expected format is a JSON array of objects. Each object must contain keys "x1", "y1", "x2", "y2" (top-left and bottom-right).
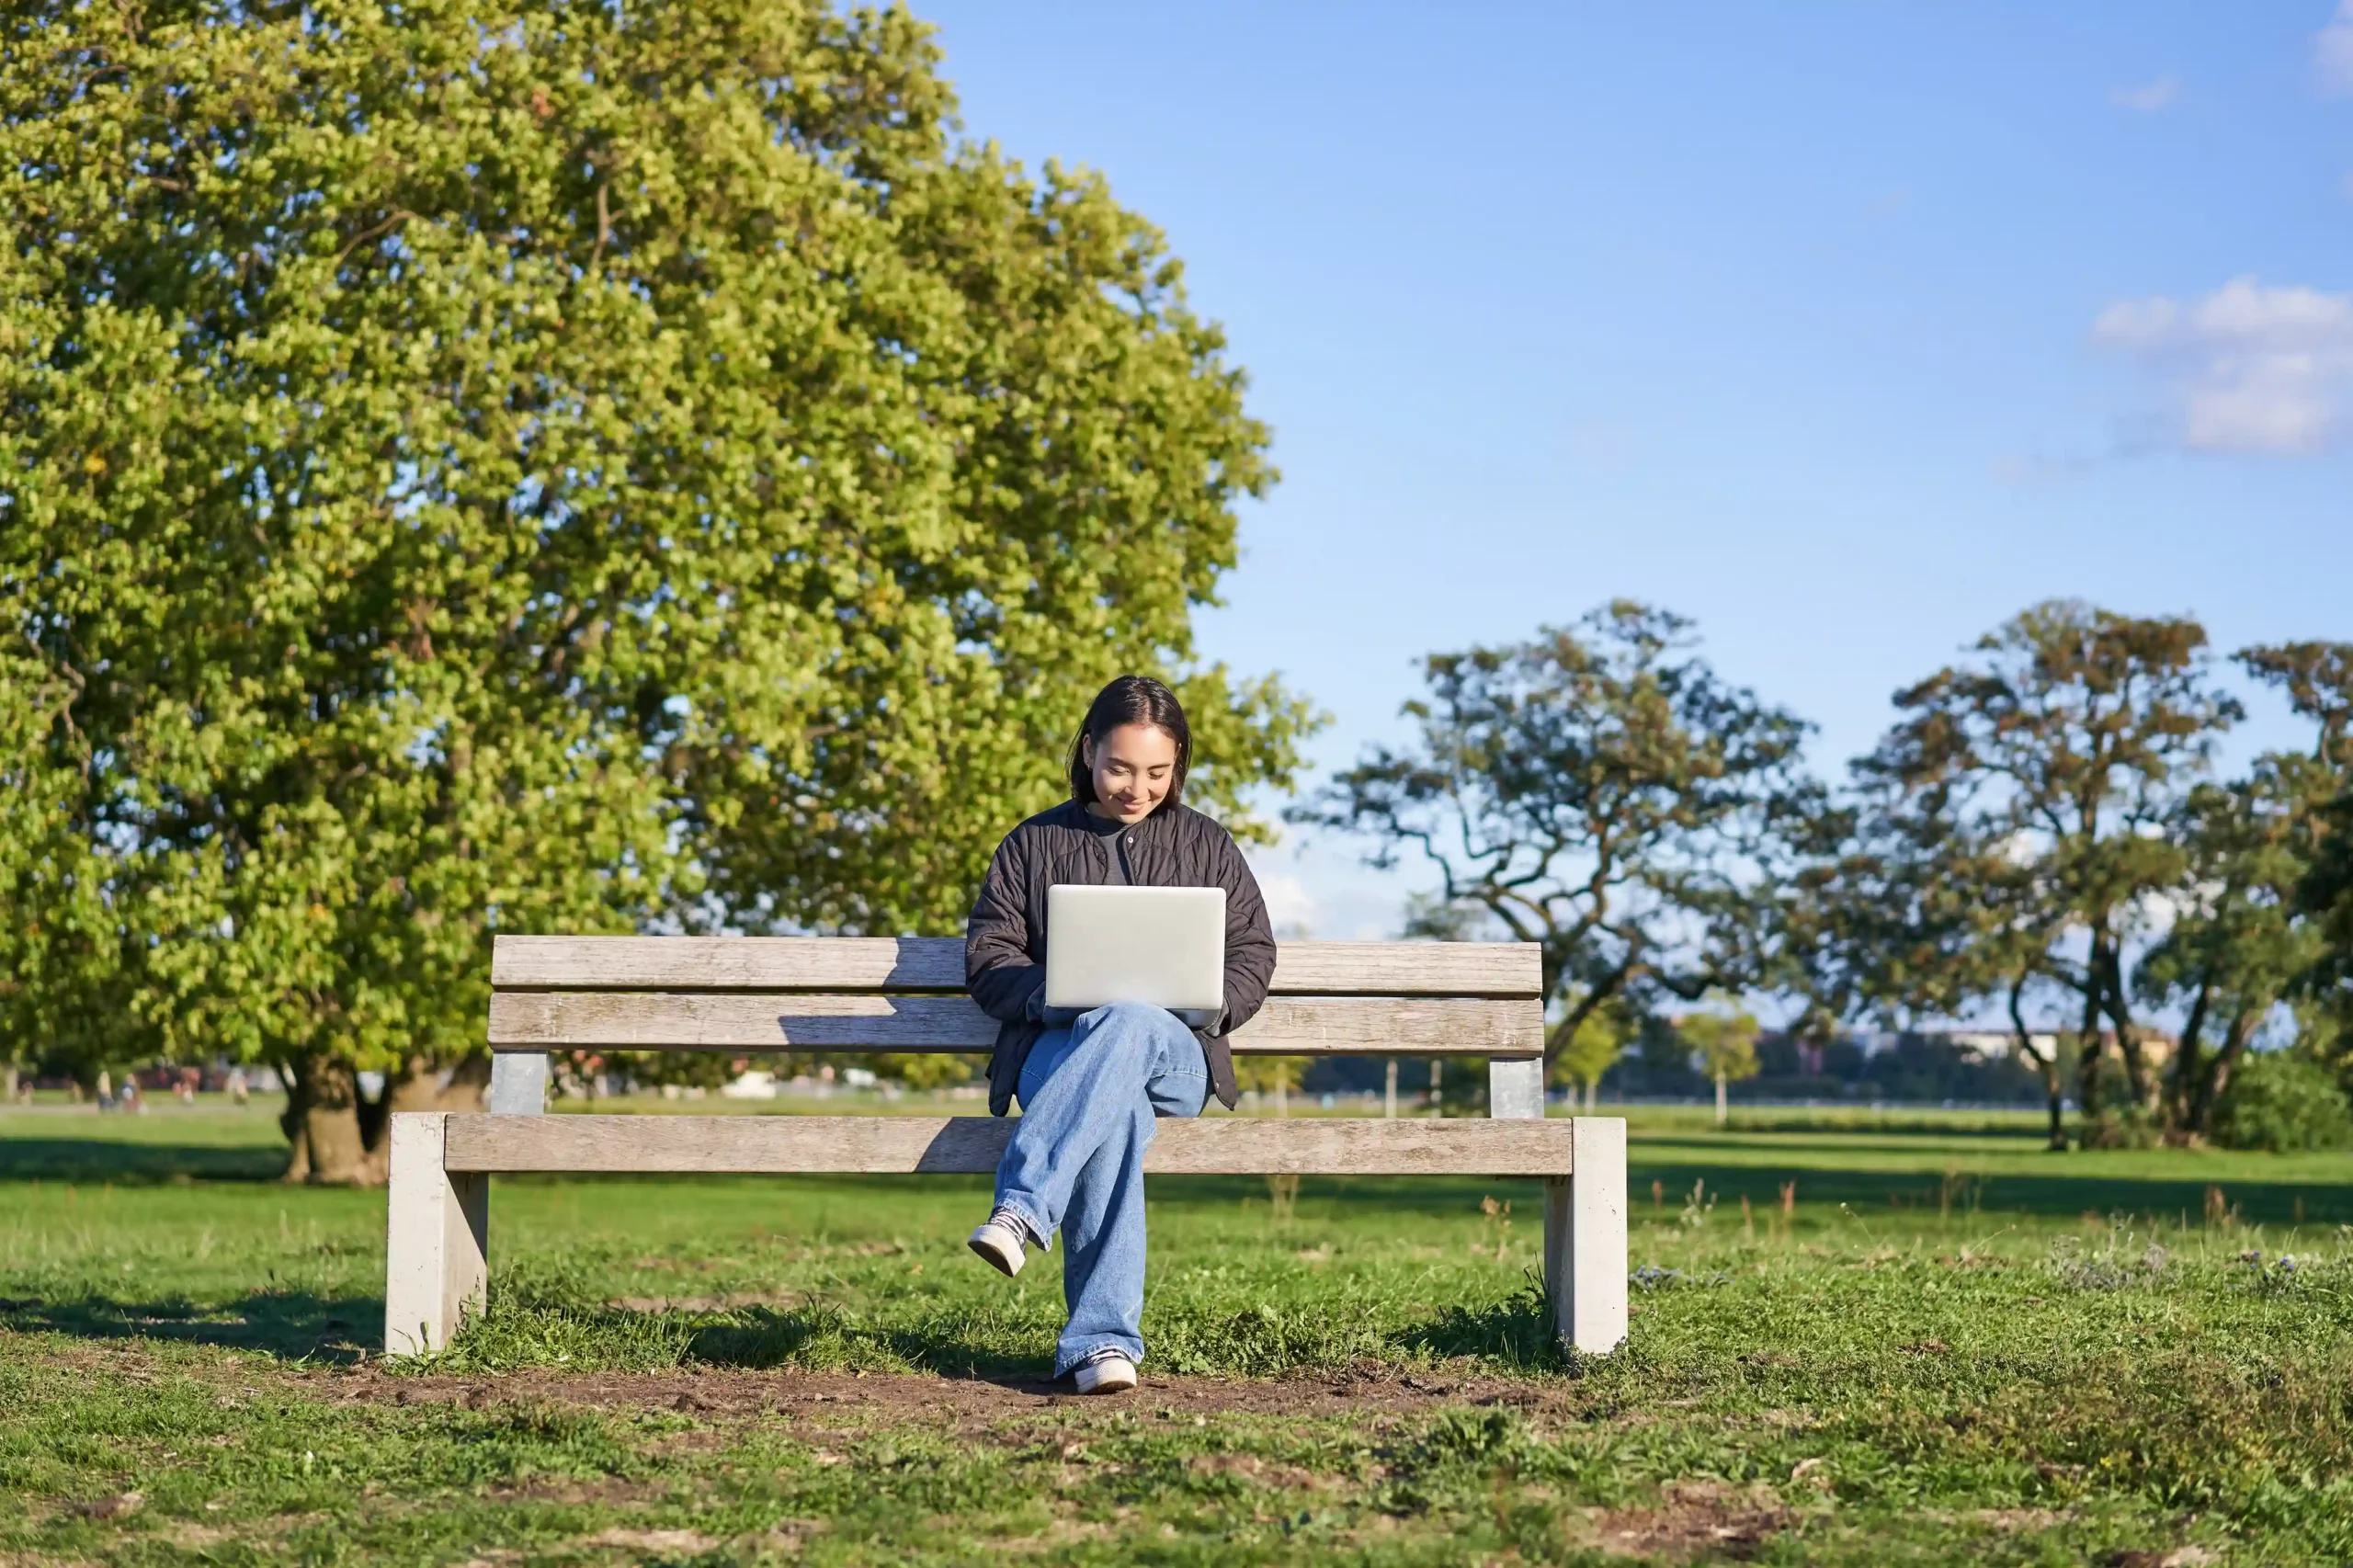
[
  {"x1": 1584, "y1": 1480, "x2": 1787, "y2": 1562},
  {"x1": 64, "y1": 1491, "x2": 143, "y2": 1521},
  {"x1": 582, "y1": 1528, "x2": 716, "y2": 1553},
  {"x1": 313, "y1": 1362, "x2": 1603, "y2": 1437},
  {"x1": 1185, "y1": 1451, "x2": 1333, "y2": 1490},
  {"x1": 1956, "y1": 1507, "x2": 2072, "y2": 1531}
]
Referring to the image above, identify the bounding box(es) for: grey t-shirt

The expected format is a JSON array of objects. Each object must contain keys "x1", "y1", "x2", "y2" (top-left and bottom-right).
[{"x1": 1086, "y1": 809, "x2": 1134, "y2": 885}]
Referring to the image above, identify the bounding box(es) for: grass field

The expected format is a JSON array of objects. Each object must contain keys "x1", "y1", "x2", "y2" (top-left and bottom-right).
[{"x1": 3, "y1": 1098, "x2": 2351, "y2": 1565}]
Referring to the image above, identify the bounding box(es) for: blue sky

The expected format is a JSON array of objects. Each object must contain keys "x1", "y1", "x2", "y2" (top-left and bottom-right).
[{"x1": 918, "y1": 1, "x2": 2353, "y2": 939}]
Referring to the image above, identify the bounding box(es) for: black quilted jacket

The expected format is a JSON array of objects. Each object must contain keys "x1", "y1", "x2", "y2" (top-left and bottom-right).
[{"x1": 965, "y1": 798, "x2": 1276, "y2": 1115}]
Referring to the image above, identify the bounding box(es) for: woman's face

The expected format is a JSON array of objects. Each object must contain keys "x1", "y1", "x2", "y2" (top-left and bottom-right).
[{"x1": 1083, "y1": 722, "x2": 1178, "y2": 823}]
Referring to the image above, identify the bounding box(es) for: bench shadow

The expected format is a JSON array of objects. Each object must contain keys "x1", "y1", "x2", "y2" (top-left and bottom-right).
[
  {"x1": 0, "y1": 1287, "x2": 378, "y2": 1363},
  {"x1": 683, "y1": 1303, "x2": 1053, "y2": 1386},
  {"x1": 771, "y1": 992, "x2": 981, "y2": 1055}
]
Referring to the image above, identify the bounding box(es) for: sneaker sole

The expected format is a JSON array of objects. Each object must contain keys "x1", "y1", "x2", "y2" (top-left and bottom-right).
[
  {"x1": 1074, "y1": 1362, "x2": 1137, "y2": 1394},
  {"x1": 967, "y1": 1231, "x2": 1024, "y2": 1278}
]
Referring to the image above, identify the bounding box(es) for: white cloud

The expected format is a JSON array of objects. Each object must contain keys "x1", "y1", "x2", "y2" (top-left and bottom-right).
[
  {"x1": 2091, "y1": 275, "x2": 2353, "y2": 454},
  {"x1": 1252, "y1": 871, "x2": 1321, "y2": 937},
  {"x1": 2322, "y1": 1, "x2": 2353, "y2": 94},
  {"x1": 2109, "y1": 75, "x2": 2178, "y2": 112}
]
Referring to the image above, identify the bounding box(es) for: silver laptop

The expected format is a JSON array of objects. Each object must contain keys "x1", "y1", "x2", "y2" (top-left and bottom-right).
[{"x1": 1043, "y1": 885, "x2": 1226, "y2": 1028}]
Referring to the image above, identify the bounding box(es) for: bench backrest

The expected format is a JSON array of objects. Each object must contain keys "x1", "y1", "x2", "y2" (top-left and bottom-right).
[{"x1": 488, "y1": 937, "x2": 1542, "y2": 1059}]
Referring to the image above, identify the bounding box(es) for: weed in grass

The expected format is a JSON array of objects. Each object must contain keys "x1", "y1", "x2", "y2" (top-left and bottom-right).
[
  {"x1": 1678, "y1": 1176, "x2": 1716, "y2": 1229},
  {"x1": 1476, "y1": 1193, "x2": 1512, "y2": 1261},
  {"x1": 2049, "y1": 1233, "x2": 2172, "y2": 1290}
]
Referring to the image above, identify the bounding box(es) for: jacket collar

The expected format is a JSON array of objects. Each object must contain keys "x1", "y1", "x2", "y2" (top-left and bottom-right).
[{"x1": 1062, "y1": 797, "x2": 1181, "y2": 839}]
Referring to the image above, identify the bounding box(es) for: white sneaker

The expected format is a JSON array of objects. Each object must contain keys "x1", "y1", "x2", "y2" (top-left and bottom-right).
[
  {"x1": 1073, "y1": 1353, "x2": 1137, "y2": 1394},
  {"x1": 967, "y1": 1209, "x2": 1032, "y2": 1278}
]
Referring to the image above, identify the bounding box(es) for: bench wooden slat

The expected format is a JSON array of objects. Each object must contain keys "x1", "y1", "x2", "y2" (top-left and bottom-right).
[
  {"x1": 486, "y1": 993, "x2": 1542, "y2": 1056},
  {"x1": 441, "y1": 1113, "x2": 1574, "y2": 1176},
  {"x1": 490, "y1": 936, "x2": 1540, "y2": 998}
]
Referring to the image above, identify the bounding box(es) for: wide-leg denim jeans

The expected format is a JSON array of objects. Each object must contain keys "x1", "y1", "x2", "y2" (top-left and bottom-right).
[{"x1": 994, "y1": 1000, "x2": 1209, "y2": 1378}]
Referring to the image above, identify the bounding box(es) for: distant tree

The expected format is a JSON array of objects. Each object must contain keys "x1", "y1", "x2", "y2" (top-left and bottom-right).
[
  {"x1": 2298, "y1": 792, "x2": 2353, "y2": 1074},
  {"x1": 0, "y1": 1, "x2": 1310, "y2": 1179},
  {"x1": 2236, "y1": 642, "x2": 2353, "y2": 768},
  {"x1": 1788, "y1": 778, "x2": 2077, "y2": 1146},
  {"x1": 2137, "y1": 764, "x2": 2326, "y2": 1138},
  {"x1": 1858, "y1": 602, "x2": 2237, "y2": 1142},
  {"x1": 1552, "y1": 997, "x2": 1636, "y2": 1112},
  {"x1": 1296, "y1": 602, "x2": 1817, "y2": 1083},
  {"x1": 1233, "y1": 1054, "x2": 1310, "y2": 1116},
  {"x1": 2256, "y1": 642, "x2": 2353, "y2": 1083},
  {"x1": 1679, "y1": 1005, "x2": 1760, "y2": 1126},
  {"x1": 2209, "y1": 1051, "x2": 2353, "y2": 1153}
]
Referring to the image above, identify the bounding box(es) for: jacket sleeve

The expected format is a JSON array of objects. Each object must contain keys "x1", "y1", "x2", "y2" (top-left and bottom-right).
[
  {"x1": 966, "y1": 828, "x2": 1046, "y2": 1024},
  {"x1": 1213, "y1": 831, "x2": 1278, "y2": 1037}
]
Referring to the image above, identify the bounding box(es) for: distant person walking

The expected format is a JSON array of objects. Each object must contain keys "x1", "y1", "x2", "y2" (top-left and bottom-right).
[{"x1": 962, "y1": 676, "x2": 1276, "y2": 1394}]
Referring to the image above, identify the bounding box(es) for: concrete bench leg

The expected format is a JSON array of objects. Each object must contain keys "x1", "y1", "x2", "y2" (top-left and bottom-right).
[
  {"x1": 1547, "y1": 1118, "x2": 1628, "y2": 1354},
  {"x1": 384, "y1": 1112, "x2": 488, "y2": 1356}
]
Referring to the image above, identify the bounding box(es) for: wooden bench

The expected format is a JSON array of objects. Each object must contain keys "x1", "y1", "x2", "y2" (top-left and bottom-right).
[{"x1": 384, "y1": 936, "x2": 1629, "y2": 1359}]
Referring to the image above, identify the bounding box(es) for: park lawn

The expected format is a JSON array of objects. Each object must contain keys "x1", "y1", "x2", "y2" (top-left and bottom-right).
[{"x1": 0, "y1": 1102, "x2": 2349, "y2": 1566}]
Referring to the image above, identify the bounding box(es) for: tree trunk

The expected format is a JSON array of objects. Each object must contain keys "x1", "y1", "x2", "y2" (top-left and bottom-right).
[
  {"x1": 2186, "y1": 1006, "x2": 2256, "y2": 1135},
  {"x1": 2075, "y1": 954, "x2": 2109, "y2": 1140},
  {"x1": 1383, "y1": 1059, "x2": 1397, "y2": 1119},
  {"x1": 2165, "y1": 975, "x2": 2215, "y2": 1136},
  {"x1": 278, "y1": 1054, "x2": 385, "y2": 1187},
  {"x1": 2, "y1": 1063, "x2": 16, "y2": 1103},
  {"x1": 381, "y1": 1051, "x2": 490, "y2": 1116},
  {"x1": 278, "y1": 1060, "x2": 312, "y2": 1181},
  {"x1": 2007, "y1": 974, "x2": 2067, "y2": 1152},
  {"x1": 1714, "y1": 1070, "x2": 1728, "y2": 1126},
  {"x1": 2100, "y1": 943, "x2": 2151, "y2": 1111}
]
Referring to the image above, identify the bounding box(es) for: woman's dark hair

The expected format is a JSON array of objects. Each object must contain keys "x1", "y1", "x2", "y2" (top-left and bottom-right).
[{"x1": 1068, "y1": 676, "x2": 1192, "y2": 809}]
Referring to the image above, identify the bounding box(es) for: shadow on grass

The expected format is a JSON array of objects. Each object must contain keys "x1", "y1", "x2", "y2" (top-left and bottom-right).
[
  {"x1": 0, "y1": 1287, "x2": 377, "y2": 1362},
  {"x1": 686, "y1": 1303, "x2": 1051, "y2": 1382},
  {"x1": 1716, "y1": 1115, "x2": 2047, "y2": 1139},
  {"x1": 1391, "y1": 1274, "x2": 1563, "y2": 1370},
  {"x1": 431, "y1": 1262, "x2": 1570, "y2": 1382},
  {"x1": 1620, "y1": 1159, "x2": 2353, "y2": 1227},
  {"x1": 0, "y1": 1138, "x2": 287, "y2": 1185},
  {"x1": 685, "y1": 1297, "x2": 1570, "y2": 1381}
]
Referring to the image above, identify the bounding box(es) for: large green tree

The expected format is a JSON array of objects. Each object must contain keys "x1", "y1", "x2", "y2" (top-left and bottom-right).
[
  {"x1": 2136, "y1": 642, "x2": 2353, "y2": 1136},
  {"x1": 2253, "y1": 642, "x2": 2353, "y2": 1088},
  {"x1": 0, "y1": 1, "x2": 1311, "y2": 1178},
  {"x1": 1859, "y1": 602, "x2": 2238, "y2": 1142},
  {"x1": 2137, "y1": 764, "x2": 2323, "y2": 1135},
  {"x1": 1772, "y1": 779, "x2": 2078, "y2": 1147},
  {"x1": 1296, "y1": 602, "x2": 1817, "y2": 1079}
]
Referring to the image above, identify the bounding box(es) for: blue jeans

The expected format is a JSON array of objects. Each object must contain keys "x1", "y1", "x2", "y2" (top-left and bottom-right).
[{"x1": 995, "y1": 1000, "x2": 1210, "y2": 1378}]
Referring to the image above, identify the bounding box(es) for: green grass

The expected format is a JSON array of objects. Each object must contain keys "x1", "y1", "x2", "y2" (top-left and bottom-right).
[{"x1": 3, "y1": 1101, "x2": 2351, "y2": 1564}]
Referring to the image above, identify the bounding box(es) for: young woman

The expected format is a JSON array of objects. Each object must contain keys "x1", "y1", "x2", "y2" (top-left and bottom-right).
[{"x1": 962, "y1": 676, "x2": 1276, "y2": 1393}]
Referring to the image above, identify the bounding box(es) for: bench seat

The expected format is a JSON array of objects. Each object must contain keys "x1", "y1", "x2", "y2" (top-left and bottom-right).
[
  {"x1": 385, "y1": 936, "x2": 1630, "y2": 1363},
  {"x1": 438, "y1": 1111, "x2": 1586, "y2": 1175}
]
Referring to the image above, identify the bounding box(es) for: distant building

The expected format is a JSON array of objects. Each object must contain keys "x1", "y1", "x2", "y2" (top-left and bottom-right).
[
  {"x1": 1944, "y1": 1029, "x2": 2059, "y2": 1063},
  {"x1": 1900, "y1": 1028, "x2": 2174, "y2": 1066}
]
